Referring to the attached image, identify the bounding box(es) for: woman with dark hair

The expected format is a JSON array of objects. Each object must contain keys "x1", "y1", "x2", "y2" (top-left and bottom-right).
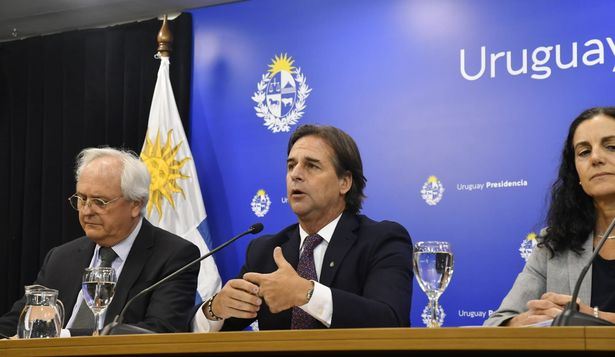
[{"x1": 484, "y1": 107, "x2": 615, "y2": 326}]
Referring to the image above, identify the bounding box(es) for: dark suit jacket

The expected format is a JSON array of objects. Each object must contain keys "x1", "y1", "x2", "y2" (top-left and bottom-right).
[
  {"x1": 0, "y1": 219, "x2": 199, "y2": 337},
  {"x1": 221, "y1": 212, "x2": 413, "y2": 331}
]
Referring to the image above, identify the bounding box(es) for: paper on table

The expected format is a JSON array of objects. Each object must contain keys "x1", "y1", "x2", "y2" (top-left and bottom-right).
[{"x1": 525, "y1": 319, "x2": 554, "y2": 327}]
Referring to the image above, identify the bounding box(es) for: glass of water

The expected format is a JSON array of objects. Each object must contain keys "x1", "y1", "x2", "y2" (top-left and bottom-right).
[
  {"x1": 82, "y1": 267, "x2": 116, "y2": 335},
  {"x1": 413, "y1": 241, "x2": 454, "y2": 327}
]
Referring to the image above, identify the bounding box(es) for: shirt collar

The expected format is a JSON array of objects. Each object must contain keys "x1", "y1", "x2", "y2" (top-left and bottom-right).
[
  {"x1": 94, "y1": 217, "x2": 142, "y2": 263},
  {"x1": 298, "y1": 213, "x2": 342, "y2": 248}
]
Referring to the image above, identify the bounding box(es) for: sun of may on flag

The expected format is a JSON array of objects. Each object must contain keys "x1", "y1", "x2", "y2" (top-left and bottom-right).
[{"x1": 140, "y1": 54, "x2": 221, "y2": 301}]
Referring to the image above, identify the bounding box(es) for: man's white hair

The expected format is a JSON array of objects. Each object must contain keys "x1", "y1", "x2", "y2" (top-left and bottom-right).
[{"x1": 75, "y1": 147, "x2": 150, "y2": 215}]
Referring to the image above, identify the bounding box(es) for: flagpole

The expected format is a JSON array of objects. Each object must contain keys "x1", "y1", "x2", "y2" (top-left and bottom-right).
[
  {"x1": 157, "y1": 14, "x2": 172, "y2": 58},
  {"x1": 143, "y1": 13, "x2": 223, "y2": 301}
]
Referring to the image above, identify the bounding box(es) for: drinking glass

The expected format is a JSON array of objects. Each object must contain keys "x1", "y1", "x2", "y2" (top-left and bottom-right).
[
  {"x1": 82, "y1": 267, "x2": 116, "y2": 335},
  {"x1": 413, "y1": 241, "x2": 454, "y2": 327}
]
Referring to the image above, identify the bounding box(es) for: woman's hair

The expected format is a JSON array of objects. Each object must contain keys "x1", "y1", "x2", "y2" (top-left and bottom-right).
[
  {"x1": 288, "y1": 124, "x2": 367, "y2": 214},
  {"x1": 541, "y1": 107, "x2": 615, "y2": 255}
]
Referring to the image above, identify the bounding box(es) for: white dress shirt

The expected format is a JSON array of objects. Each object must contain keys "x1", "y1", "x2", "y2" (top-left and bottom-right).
[{"x1": 192, "y1": 214, "x2": 341, "y2": 332}]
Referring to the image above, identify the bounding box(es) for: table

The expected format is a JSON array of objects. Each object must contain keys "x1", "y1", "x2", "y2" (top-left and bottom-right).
[{"x1": 1, "y1": 326, "x2": 614, "y2": 356}]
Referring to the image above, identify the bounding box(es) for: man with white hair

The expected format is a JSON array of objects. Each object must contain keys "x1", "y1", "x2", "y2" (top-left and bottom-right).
[{"x1": 0, "y1": 147, "x2": 199, "y2": 337}]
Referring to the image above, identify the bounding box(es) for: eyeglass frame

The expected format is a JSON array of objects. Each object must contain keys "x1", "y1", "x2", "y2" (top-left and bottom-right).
[{"x1": 68, "y1": 193, "x2": 123, "y2": 212}]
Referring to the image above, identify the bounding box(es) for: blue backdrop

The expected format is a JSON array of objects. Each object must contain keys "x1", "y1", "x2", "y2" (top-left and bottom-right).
[{"x1": 188, "y1": 0, "x2": 615, "y2": 327}]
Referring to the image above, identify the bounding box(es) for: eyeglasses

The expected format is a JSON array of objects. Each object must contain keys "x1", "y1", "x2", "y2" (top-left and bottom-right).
[{"x1": 68, "y1": 194, "x2": 122, "y2": 212}]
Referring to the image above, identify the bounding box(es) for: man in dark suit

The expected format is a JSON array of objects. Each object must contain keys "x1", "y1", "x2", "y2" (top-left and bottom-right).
[
  {"x1": 192, "y1": 124, "x2": 413, "y2": 331},
  {"x1": 0, "y1": 147, "x2": 199, "y2": 337}
]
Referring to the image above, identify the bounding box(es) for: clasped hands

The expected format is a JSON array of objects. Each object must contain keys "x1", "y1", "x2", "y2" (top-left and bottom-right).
[
  {"x1": 206, "y1": 247, "x2": 312, "y2": 320},
  {"x1": 505, "y1": 292, "x2": 592, "y2": 326}
]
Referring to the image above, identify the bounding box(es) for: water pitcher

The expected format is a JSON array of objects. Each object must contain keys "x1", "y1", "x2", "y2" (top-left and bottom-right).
[{"x1": 17, "y1": 285, "x2": 65, "y2": 338}]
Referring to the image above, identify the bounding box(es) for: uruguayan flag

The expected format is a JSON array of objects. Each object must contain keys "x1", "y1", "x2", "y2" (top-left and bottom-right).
[{"x1": 141, "y1": 55, "x2": 221, "y2": 301}]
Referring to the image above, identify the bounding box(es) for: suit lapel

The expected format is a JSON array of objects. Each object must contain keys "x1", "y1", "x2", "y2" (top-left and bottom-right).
[
  {"x1": 64, "y1": 238, "x2": 95, "y2": 323},
  {"x1": 319, "y1": 212, "x2": 358, "y2": 286},
  {"x1": 104, "y1": 219, "x2": 153, "y2": 323},
  {"x1": 281, "y1": 228, "x2": 301, "y2": 269}
]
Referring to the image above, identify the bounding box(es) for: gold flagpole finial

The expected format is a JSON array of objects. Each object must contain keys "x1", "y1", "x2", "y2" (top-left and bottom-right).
[{"x1": 157, "y1": 14, "x2": 173, "y2": 58}]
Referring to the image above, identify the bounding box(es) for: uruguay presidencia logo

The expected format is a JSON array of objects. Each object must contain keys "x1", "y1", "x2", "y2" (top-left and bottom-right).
[
  {"x1": 251, "y1": 189, "x2": 272, "y2": 217},
  {"x1": 420, "y1": 176, "x2": 445, "y2": 206},
  {"x1": 252, "y1": 53, "x2": 312, "y2": 133},
  {"x1": 519, "y1": 232, "x2": 538, "y2": 261},
  {"x1": 141, "y1": 129, "x2": 190, "y2": 220}
]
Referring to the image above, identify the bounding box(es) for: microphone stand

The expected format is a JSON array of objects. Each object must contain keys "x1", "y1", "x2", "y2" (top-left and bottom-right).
[
  {"x1": 101, "y1": 223, "x2": 264, "y2": 335},
  {"x1": 551, "y1": 217, "x2": 615, "y2": 326}
]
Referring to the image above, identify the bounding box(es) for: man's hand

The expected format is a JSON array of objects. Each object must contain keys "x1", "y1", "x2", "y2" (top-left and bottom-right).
[
  {"x1": 243, "y1": 247, "x2": 313, "y2": 313},
  {"x1": 204, "y1": 279, "x2": 262, "y2": 320}
]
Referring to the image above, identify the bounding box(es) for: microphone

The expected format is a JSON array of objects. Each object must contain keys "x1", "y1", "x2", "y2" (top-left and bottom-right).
[
  {"x1": 551, "y1": 217, "x2": 615, "y2": 326},
  {"x1": 101, "y1": 223, "x2": 264, "y2": 335}
]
